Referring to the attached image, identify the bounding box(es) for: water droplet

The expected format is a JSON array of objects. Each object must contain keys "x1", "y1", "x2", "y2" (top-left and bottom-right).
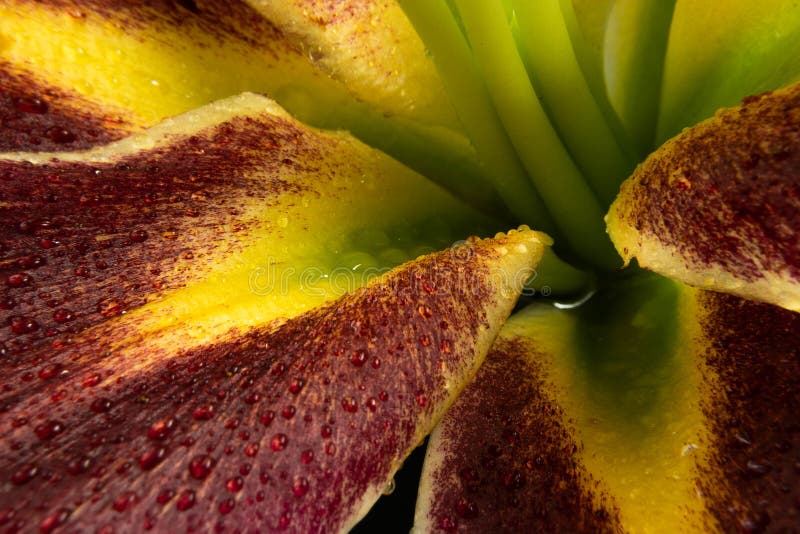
[
  {"x1": 112, "y1": 491, "x2": 138, "y2": 512},
  {"x1": 244, "y1": 442, "x2": 259, "y2": 457},
  {"x1": 79, "y1": 374, "x2": 101, "y2": 389},
  {"x1": 382, "y1": 479, "x2": 395, "y2": 496},
  {"x1": 13, "y1": 96, "x2": 48, "y2": 114},
  {"x1": 288, "y1": 378, "x2": 305, "y2": 394},
  {"x1": 66, "y1": 456, "x2": 92, "y2": 475},
  {"x1": 5, "y1": 273, "x2": 32, "y2": 288},
  {"x1": 139, "y1": 447, "x2": 167, "y2": 471},
  {"x1": 292, "y1": 477, "x2": 309, "y2": 498},
  {"x1": 34, "y1": 420, "x2": 65, "y2": 440},
  {"x1": 226, "y1": 476, "x2": 244, "y2": 493},
  {"x1": 350, "y1": 350, "x2": 368, "y2": 367},
  {"x1": 192, "y1": 405, "x2": 215, "y2": 420},
  {"x1": 40, "y1": 508, "x2": 71, "y2": 533},
  {"x1": 176, "y1": 490, "x2": 196, "y2": 511},
  {"x1": 321, "y1": 425, "x2": 332, "y2": 439},
  {"x1": 156, "y1": 489, "x2": 175, "y2": 505},
  {"x1": 116, "y1": 461, "x2": 132, "y2": 475},
  {"x1": 147, "y1": 418, "x2": 177, "y2": 440},
  {"x1": 366, "y1": 397, "x2": 378, "y2": 412},
  {"x1": 281, "y1": 406, "x2": 296, "y2": 419},
  {"x1": 225, "y1": 417, "x2": 240, "y2": 430},
  {"x1": 300, "y1": 450, "x2": 314, "y2": 464},
  {"x1": 260, "y1": 410, "x2": 275, "y2": 426},
  {"x1": 52, "y1": 309, "x2": 74, "y2": 323},
  {"x1": 47, "y1": 127, "x2": 76, "y2": 144},
  {"x1": 279, "y1": 512, "x2": 291, "y2": 529},
  {"x1": 270, "y1": 434, "x2": 288, "y2": 452},
  {"x1": 129, "y1": 229, "x2": 148, "y2": 243},
  {"x1": 455, "y1": 497, "x2": 479, "y2": 518},
  {"x1": 218, "y1": 498, "x2": 235, "y2": 515},
  {"x1": 341, "y1": 397, "x2": 358, "y2": 413},
  {"x1": 325, "y1": 442, "x2": 336, "y2": 456},
  {"x1": 259, "y1": 470, "x2": 271, "y2": 485},
  {"x1": 38, "y1": 364, "x2": 63, "y2": 380},
  {"x1": 90, "y1": 397, "x2": 113, "y2": 413},
  {"x1": 9, "y1": 316, "x2": 39, "y2": 335},
  {"x1": 11, "y1": 463, "x2": 38, "y2": 485},
  {"x1": 188, "y1": 455, "x2": 216, "y2": 479}
]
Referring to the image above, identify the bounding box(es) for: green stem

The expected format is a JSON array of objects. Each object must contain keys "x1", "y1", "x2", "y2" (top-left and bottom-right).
[
  {"x1": 454, "y1": 0, "x2": 619, "y2": 270},
  {"x1": 513, "y1": 0, "x2": 635, "y2": 207},
  {"x1": 603, "y1": 0, "x2": 677, "y2": 158},
  {"x1": 398, "y1": 0, "x2": 558, "y2": 238}
]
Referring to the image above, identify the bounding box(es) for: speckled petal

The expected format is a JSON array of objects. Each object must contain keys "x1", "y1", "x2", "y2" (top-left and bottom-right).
[
  {"x1": 0, "y1": 92, "x2": 489, "y2": 367},
  {"x1": 414, "y1": 277, "x2": 800, "y2": 532},
  {"x1": 0, "y1": 226, "x2": 547, "y2": 533},
  {"x1": 607, "y1": 82, "x2": 800, "y2": 312}
]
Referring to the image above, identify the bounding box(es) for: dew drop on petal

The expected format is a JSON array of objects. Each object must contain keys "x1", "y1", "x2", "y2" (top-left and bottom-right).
[
  {"x1": 11, "y1": 463, "x2": 38, "y2": 485},
  {"x1": 226, "y1": 477, "x2": 244, "y2": 493},
  {"x1": 112, "y1": 491, "x2": 138, "y2": 512},
  {"x1": 341, "y1": 397, "x2": 358, "y2": 413},
  {"x1": 270, "y1": 434, "x2": 288, "y2": 452},
  {"x1": 40, "y1": 508, "x2": 71, "y2": 534},
  {"x1": 218, "y1": 498, "x2": 235, "y2": 515},
  {"x1": 244, "y1": 442, "x2": 259, "y2": 457},
  {"x1": 292, "y1": 477, "x2": 309, "y2": 498},
  {"x1": 188, "y1": 455, "x2": 216, "y2": 479},
  {"x1": 156, "y1": 489, "x2": 175, "y2": 505},
  {"x1": 176, "y1": 490, "x2": 196, "y2": 511}
]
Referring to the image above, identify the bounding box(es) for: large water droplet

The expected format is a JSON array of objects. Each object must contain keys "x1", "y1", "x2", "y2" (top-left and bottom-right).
[
  {"x1": 270, "y1": 434, "x2": 288, "y2": 452},
  {"x1": 10, "y1": 463, "x2": 38, "y2": 485},
  {"x1": 34, "y1": 420, "x2": 65, "y2": 440},
  {"x1": 226, "y1": 476, "x2": 244, "y2": 493},
  {"x1": 292, "y1": 476, "x2": 309, "y2": 498},
  {"x1": 188, "y1": 455, "x2": 216, "y2": 479},
  {"x1": 341, "y1": 397, "x2": 358, "y2": 413},
  {"x1": 176, "y1": 489, "x2": 195, "y2": 511},
  {"x1": 147, "y1": 418, "x2": 177, "y2": 440}
]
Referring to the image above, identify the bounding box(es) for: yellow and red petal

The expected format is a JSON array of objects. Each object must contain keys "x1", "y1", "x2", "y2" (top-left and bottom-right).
[
  {"x1": 415, "y1": 276, "x2": 800, "y2": 532},
  {"x1": 243, "y1": 0, "x2": 459, "y2": 129},
  {"x1": 607, "y1": 82, "x2": 800, "y2": 312},
  {"x1": 0, "y1": 93, "x2": 491, "y2": 369},
  {"x1": 0, "y1": 0, "x2": 495, "y2": 212},
  {"x1": 0, "y1": 223, "x2": 547, "y2": 532}
]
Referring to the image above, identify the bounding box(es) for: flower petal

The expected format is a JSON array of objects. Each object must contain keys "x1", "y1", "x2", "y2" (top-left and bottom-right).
[
  {"x1": 0, "y1": 92, "x2": 491, "y2": 372},
  {"x1": 244, "y1": 0, "x2": 459, "y2": 129},
  {"x1": 0, "y1": 224, "x2": 548, "y2": 532},
  {"x1": 415, "y1": 276, "x2": 800, "y2": 531},
  {"x1": 658, "y1": 0, "x2": 800, "y2": 143},
  {"x1": 0, "y1": 0, "x2": 495, "y2": 209},
  {"x1": 607, "y1": 82, "x2": 800, "y2": 312}
]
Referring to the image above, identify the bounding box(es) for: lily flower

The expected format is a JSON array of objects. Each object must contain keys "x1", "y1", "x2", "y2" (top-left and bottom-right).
[{"x1": 0, "y1": 1, "x2": 798, "y2": 532}]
